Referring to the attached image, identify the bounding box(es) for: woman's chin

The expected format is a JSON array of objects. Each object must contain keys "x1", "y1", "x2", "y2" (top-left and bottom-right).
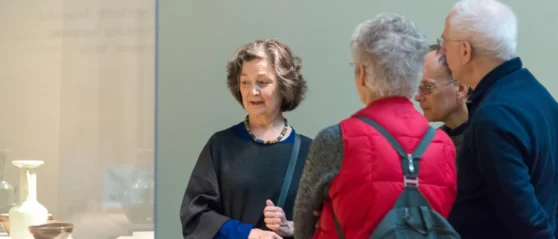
[{"x1": 246, "y1": 108, "x2": 268, "y2": 117}]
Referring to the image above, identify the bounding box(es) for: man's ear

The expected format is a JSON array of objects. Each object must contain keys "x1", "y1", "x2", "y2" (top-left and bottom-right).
[
  {"x1": 456, "y1": 82, "x2": 470, "y2": 99},
  {"x1": 461, "y1": 41, "x2": 473, "y2": 64}
]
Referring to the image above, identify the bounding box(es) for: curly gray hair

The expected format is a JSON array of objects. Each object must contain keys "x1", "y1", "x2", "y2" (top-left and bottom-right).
[{"x1": 350, "y1": 13, "x2": 429, "y2": 99}]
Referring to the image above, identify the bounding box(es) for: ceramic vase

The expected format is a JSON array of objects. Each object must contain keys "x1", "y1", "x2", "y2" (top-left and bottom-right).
[{"x1": 8, "y1": 160, "x2": 48, "y2": 239}]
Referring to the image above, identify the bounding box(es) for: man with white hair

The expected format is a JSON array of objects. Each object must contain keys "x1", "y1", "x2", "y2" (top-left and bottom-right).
[{"x1": 441, "y1": 0, "x2": 558, "y2": 238}]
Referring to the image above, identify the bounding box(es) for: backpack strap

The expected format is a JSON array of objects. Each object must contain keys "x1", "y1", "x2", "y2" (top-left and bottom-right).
[
  {"x1": 356, "y1": 116, "x2": 436, "y2": 181},
  {"x1": 332, "y1": 210, "x2": 345, "y2": 239},
  {"x1": 331, "y1": 117, "x2": 436, "y2": 239}
]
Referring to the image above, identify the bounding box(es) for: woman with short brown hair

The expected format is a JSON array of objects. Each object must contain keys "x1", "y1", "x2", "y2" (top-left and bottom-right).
[{"x1": 180, "y1": 39, "x2": 312, "y2": 239}]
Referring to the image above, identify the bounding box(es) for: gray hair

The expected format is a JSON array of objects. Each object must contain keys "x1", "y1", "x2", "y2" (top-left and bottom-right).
[
  {"x1": 350, "y1": 13, "x2": 429, "y2": 99},
  {"x1": 449, "y1": 0, "x2": 518, "y2": 61}
]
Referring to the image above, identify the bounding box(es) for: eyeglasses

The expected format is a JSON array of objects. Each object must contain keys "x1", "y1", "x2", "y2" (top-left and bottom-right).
[
  {"x1": 436, "y1": 37, "x2": 445, "y2": 49},
  {"x1": 437, "y1": 37, "x2": 464, "y2": 50},
  {"x1": 419, "y1": 80, "x2": 455, "y2": 95},
  {"x1": 349, "y1": 62, "x2": 360, "y2": 74}
]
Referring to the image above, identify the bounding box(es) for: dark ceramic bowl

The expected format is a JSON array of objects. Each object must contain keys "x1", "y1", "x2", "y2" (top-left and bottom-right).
[{"x1": 28, "y1": 221, "x2": 73, "y2": 239}]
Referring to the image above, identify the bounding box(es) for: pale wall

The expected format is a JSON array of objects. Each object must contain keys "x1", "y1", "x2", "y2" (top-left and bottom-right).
[{"x1": 157, "y1": 0, "x2": 558, "y2": 238}]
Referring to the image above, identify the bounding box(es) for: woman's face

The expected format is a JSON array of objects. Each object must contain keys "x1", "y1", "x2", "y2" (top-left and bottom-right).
[{"x1": 239, "y1": 58, "x2": 282, "y2": 118}]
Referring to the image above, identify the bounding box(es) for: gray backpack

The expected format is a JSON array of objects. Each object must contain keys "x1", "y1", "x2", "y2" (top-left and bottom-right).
[{"x1": 332, "y1": 116, "x2": 461, "y2": 239}]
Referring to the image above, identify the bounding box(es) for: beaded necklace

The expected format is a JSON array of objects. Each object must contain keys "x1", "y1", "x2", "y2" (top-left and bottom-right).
[{"x1": 244, "y1": 115, "x2": 289, "y2": 145}]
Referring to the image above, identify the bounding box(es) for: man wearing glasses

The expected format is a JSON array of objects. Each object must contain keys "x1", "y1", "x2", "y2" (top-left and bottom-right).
[{"x1": 415, "y1": 44, "x2": 470, "y2": 164}]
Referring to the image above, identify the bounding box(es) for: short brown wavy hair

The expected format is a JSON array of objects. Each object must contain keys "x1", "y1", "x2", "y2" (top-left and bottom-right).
[{"x1": 226, "y1": 39, "x2": 307, "y2": 112}]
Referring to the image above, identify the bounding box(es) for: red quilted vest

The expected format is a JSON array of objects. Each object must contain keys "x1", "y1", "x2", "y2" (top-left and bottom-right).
[{"x1": 313, "y1": 97, "x2": 457, "y2": 239}]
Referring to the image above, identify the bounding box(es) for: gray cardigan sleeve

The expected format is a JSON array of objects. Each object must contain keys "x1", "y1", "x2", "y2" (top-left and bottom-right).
[{"x1": 293, "y1": 124, "x2": 344, "y2": 239}]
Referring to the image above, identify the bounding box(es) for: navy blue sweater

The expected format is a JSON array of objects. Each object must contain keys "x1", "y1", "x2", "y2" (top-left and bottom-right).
[{"x1": 448, "y1": 57, "x2": 558, "y2": 239}]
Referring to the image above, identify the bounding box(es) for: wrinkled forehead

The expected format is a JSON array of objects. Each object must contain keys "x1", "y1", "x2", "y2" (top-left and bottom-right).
[
  {"x1": 443, "y1": 11, "x2": 458, "y2": 38},
  {"x1": 423, "y1": 51, "x2": 450, "y2": 82}
]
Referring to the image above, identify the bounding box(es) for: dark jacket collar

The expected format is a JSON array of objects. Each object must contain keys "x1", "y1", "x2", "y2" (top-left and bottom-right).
[
  {"x1": 467, "y1": 57, "x2": 523, "y2": 117},
  {"x1": 440, "y1": 121, "x2": 469, "y2": 136}
]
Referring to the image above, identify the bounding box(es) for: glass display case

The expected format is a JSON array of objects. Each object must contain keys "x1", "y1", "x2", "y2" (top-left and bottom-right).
[
  {"x1": 0, "y1": 150, "x2": 15, "y2": 214},
  {"x1": 0, "y1": 1, "x2": 155, "y2": 238}
]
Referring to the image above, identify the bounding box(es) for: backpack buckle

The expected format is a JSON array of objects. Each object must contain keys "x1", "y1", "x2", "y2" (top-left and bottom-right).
[
  {"x1": 406, "y1": 154, "x2": 415, "y2": 173},
  {"x1": 404, "y1": 176, "x2": 419, "y2": 187}
]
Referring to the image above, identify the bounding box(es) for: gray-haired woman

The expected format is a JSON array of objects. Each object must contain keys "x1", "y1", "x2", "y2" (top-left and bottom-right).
[{"x1": 293, "y1": 14, "x2": 457, "y2": 239}]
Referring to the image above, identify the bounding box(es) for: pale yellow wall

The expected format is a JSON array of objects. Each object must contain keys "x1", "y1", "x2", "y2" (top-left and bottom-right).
[
  {"x1": 0, "y1": 0, "x2": 64, "y2": 220},
  {"x1": 0, "y1": 1, "x2": 155, "y2": 238},
  {"x1": 157, "y1": 0, "x2": 558, "y2": 238}
]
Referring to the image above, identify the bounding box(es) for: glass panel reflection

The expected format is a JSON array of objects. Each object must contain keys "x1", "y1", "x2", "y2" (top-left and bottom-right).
[{"x1": 0, "y1": 1, "x2": 155, "y2": 238}]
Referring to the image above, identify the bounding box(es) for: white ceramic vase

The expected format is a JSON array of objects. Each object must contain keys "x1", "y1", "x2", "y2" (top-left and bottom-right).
[{"x1": 8, "y1": 160, "x2": 48, "y2": 239}]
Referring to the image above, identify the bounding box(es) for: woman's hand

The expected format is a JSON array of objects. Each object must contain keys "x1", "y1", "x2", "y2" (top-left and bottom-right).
[
  {"x1": 313, "y1": 210, "x2": 321, "y2": 228},
  {"x1": 248, "y1": 228, "x2": 283, "y2": 239},
  {"x1": 263, "y1": 199, "x2": 293, "y2": 237}
]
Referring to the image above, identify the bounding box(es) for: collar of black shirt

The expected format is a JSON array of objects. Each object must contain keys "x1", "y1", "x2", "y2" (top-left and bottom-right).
[
  {"x1": 440, "y1": 121, "x2": 469, "y2": 136},
  {"x1": 466, "y1": 57, "x2": 523, "y2": 119}
]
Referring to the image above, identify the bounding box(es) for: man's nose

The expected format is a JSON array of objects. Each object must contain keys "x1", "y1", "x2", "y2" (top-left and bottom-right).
[{"x1": 415, "y1": 91, "x2": 425, "y2": 102}]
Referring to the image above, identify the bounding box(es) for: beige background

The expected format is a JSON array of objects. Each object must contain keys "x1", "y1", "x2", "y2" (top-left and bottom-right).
[
  {"x1": 0, "y1": 0, "x2": 155, "y2": 239},
  {"x1": 156, "y1": 0, "x2": 558, "y2": 238}
]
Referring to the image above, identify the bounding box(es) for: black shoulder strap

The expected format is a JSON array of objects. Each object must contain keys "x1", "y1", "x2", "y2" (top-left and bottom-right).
[
  {"x1": 332, "y1": 117, "x2": 436, "y2": 239},
  {"x1": 356, "y1": 116, "x2": 436, "y2": 177},
  {"x1": 333, "y1": 211, "x2": 345, "y2": 239},
  {"x1": 277, "y1": 134, "x2": 301, "y2": 208}
]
